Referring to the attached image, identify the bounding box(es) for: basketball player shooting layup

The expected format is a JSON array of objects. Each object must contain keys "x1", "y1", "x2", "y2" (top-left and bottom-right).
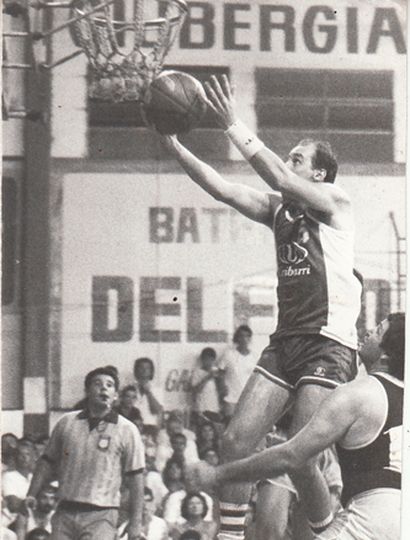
[{"x1": 159, "y1": 75, "x2": 362, "y2": 539}]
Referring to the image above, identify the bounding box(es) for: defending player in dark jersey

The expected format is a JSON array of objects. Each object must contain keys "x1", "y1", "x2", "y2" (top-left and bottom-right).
[
  {"x1": 159, "y1": 75, "x2": 361, "y2": 539},
  {"x1": 186, "y1": 312, "x2": 404, "y2": 540}
]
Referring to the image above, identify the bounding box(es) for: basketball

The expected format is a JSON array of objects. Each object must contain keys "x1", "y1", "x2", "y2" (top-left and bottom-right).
[{"x1": 142, "y1": 70, "x2": 208, "y2": 134}]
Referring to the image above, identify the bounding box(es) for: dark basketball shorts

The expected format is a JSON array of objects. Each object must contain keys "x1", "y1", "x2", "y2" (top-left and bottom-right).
[{"x1": 254, "y1": 334, "x2": 357, "y2": 391}]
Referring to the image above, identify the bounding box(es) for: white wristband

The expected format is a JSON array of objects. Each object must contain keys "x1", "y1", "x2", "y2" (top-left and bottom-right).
[{"x1": 225, "y1": 120, "x2": 265, "y2": 160}]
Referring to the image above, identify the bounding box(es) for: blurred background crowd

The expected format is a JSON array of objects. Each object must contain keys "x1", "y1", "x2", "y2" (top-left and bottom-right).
[{"x1": 2, "y1": 324, "x2": 341, "y2": 540}]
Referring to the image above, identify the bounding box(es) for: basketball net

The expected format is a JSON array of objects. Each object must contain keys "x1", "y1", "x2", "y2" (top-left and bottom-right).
[{"x1": 70, "y1": 0, "x2": 187, "y2": 102}]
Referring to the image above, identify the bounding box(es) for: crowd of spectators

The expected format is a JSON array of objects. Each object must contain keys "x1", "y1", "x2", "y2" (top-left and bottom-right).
[{"x1": 2, "y1": 325, "x2": 343, "y2": 539}]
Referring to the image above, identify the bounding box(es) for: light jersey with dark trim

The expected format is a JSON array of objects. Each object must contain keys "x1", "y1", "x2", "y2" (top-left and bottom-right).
[
  {"x1": 336, "y1": 372, "x2": 403, "y2": 507},
  {"x1": 272, "y1": 201, "x2": 362, "y2": 349}
]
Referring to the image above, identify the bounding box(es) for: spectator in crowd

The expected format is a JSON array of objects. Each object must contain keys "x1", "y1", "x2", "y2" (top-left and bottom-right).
[
  {"x1": 118, "y1": 487, "x2": 169, "y2": 540},
  {"x1": 33, "y1": 437, "x2": 49, "y2": 464},
  {"x1": 145, "y1": 463, "x2": 168, "y2": 515},
  {"x1": 117, "y1": 385, "x2": 140, "y2": 420},
  {"x1": 25, "y1": 529, "x2": 50, "y2": 540},
  {"x1": 141, "y1": 487, "x2": 169, "y2": 540},
  {"x1": 191, "y1": 348, "x2": 224, "y2": 426},
  {"x1": 24, "y1": 366, "x2": 145, "y2": 540},
  {"x1": 157, "y1": 412, "x2": 199, "y2": 472},
  {"x1": 170, "y1": 433, "x2": 197, "y2": 468},
  {"x1": 2, "y1": 440, "x2": 36, "y2": 527},
  {"x1": 1, "y1": 433, "x2": 19, "y2": 472},
  {"x1": 201, "y1": 449, "x2": 219, "y2": 467},
  {"x1": 162, "y1": 459, "x2": 186, "y2": 495},
  {"x1": 195, "y1": 422, "x2": 220, "y2": 459},
  {"x1": 133, "y1": 357, "x2": 163, "y2": 436},
  {"x1": 15, "y1": 484, "x2": 57, "y2": 540},
  {"x1": 218, "y1": 325, "x2": 258, "y2": 420},
  {"x1": 170, "y1": 492, "x2": 217, "y2": 540}
]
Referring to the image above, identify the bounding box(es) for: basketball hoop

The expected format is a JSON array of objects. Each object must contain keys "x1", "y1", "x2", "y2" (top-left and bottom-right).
[{"x1": 69, "y1": 0, "x2": 188, "y2": 102}]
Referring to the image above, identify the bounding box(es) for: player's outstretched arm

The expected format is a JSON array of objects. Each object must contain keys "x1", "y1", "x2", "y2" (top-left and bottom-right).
[
  {"x1": 161, "y1": 134, "x2": 277, "y2": 225},
  {"x1": 186, "y1": 384, "x2": 358, "y2": 491},
  {"x1": 205, "y1": 76, "x2": 349, "y2": 216}
]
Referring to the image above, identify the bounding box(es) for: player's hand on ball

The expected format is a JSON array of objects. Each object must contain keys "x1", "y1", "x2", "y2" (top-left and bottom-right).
[
  {"x1": 205, "y1": 74, "x2": 236, "y2": 129},
  {"x1": 185, "y1": 461, "x2": 218, "y2": 491}
]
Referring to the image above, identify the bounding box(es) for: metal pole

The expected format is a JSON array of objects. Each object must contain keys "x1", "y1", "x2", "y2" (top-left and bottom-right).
[{"x1": 389, "y1": 211, "x2": 402, "y2": 311}]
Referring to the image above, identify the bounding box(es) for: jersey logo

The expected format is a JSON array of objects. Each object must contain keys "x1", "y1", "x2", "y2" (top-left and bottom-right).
[
  {"x1": 313, "y1": 366, "x2": 326, "y2": 377},
  {"x1": 278, "y1": 242, "x2": 308, "y2": 265}
]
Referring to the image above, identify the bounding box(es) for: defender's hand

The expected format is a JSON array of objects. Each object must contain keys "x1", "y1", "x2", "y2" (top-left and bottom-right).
[
  {"x1": 185, "y1": 461, "x2": 218, "y2": 492},
  {"x1": 204, "y1": 75, "x2": 237, "y2": 129},
  {"x1": 160, "y1": 134, "x2": 181, "y2": 154}
]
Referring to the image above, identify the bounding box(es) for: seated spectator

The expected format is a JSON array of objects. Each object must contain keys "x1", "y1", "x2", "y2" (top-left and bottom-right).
[
  {"x1": 170, "y1": 433, "x2": 191, "y2": 467},
  {"x1": 200, "y1": 449, "x2": 219, "y2": 467},
  {"x1": 162, "y1": 459, "x2": 186, "y2": 495},
  {"x1": 2, "y1": 433, "x2": 18, "y2": 472},
  {"x1": 145, "y1": 466, "x2": 168, "y2": 515},
  {"x1": 117, "y1": 385, "x2": 140, "y2": 420},
  {"x1": 218, "y1": 325, "x2": 258, "y2": 420},
  {"x1": 170, "y1": 492, "x2": 217, "y2": 539},
  {"x1": 190, "y1": 348, "x2": 224, "y2": 426},
  {"x1": 25, "y1": 528, "x2": 50, "y2": 540},
  {"x1": 157, "y1": 412, "x2": 199, "y2": 472},
  {"x1": 133, "y1": 357, "x2": 163, "y2": 436},
  {"x1": 195, "y1": 422, "x2": 220, "y2": 458},
  {"x1": 118, "y1": 487, "x2": 169, "y2": 540},
  {"x1": 15, "y1": 483, "x2": 57, "y2": 539},
  {"x1": 2, "y1": 440, "x2": 36, "y2": 526},
  {"x1": 33, "y1": 437, "x2": 49, "y2": 464}
]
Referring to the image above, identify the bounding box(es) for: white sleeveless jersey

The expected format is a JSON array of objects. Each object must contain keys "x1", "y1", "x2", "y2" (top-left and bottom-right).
[{"x1": 272, "y1": 202, "x2": 362, "y2": 349}]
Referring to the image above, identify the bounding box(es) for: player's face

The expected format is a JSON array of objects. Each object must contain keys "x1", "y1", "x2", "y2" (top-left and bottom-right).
[
  {"x1": 87, "y1": 374, "x2": 118, "y2": 409},
  {"x1": 359, "y1": 319, "x2": 390, "y2": 369},
  {"x1": 286, "y1": 143, "x2": 317, "y2": 181}
]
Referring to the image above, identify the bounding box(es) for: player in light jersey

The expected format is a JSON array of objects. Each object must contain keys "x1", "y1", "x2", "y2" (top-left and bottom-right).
[
  {"x1": 159, "y1": 75, "x2": 361, "y2": 539},
  {"x1": 186, "y1": 313, "x2": 404, "y2": 540}
]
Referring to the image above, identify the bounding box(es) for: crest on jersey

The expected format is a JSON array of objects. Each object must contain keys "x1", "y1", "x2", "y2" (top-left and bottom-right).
[{"x1": 278, "y1": 241, "x2": 308, "y2": 265}]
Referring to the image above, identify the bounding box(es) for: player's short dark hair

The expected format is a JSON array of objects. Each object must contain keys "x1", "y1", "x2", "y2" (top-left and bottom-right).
[
  {"x1": 181, "y1": 492, "x2": 208, "y2": 520},
  {"x1": 200, "y1": 347, "x2": 217, "y2": 359},
  {"x1": 299, "y1": 139, "x2": 338, "y2": 184},
  {"x1": 84, "y1": 366, "x2": 120, "y2": 391},
  {"x1": 179, "y1": 531, "x2": 201, "y2": 540},
  {"x1": 233, "y1": 324, "x2": 252, "y2": 343},
  {"x1": 133, "y1": 357, "x2": 155, "y2": 380},
  {"x1": 381, "y1": 312, "x2": 405, "y2": 380}
]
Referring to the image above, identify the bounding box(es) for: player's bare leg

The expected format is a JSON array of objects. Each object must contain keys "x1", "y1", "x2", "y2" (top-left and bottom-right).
[
  {"x1": 218, "y1": 372, "x2": 290, "y2": 540},
  {"x1": 288, "y1": 384, "x2": 334, "y2": 534}
]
